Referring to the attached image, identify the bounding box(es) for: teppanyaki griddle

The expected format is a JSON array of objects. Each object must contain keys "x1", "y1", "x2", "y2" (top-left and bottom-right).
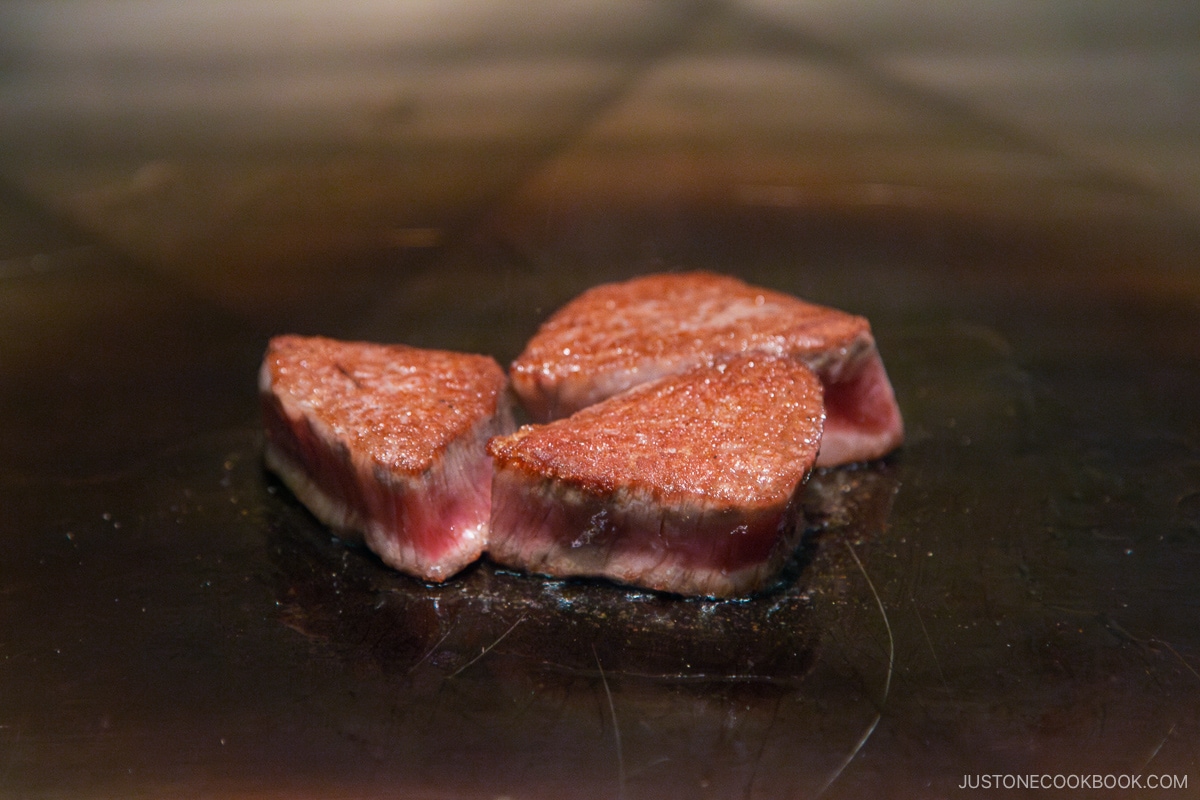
[
  {"x1": 2, "y1": 2, "x2": 1200, "y2": 794},
  {"x1": 3, "y1": 196, "x2": 1198, "y2": 798}
]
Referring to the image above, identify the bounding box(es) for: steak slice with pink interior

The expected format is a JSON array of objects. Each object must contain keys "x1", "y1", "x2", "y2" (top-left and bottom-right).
[
  {"x1": 261, "y1": 335, "x2": 514, "y2": 582},
  {"x1": 487, "y1": 356, "x2": 824, "y2": 598},
  {"x1": 509, "y1": 271, "x2": 903, "y2": 466}
]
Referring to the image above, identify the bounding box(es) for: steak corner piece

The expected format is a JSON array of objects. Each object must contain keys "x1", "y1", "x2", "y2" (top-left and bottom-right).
[
  {"x1": 486, "y1": 356, "x2": 824, "y2": 598},
  {"x1": 260, "y1": 335, "x2": 514, "y2": 582},
  {"x1": 509, "y1": 271, "x2": 903, "y2": 466}
]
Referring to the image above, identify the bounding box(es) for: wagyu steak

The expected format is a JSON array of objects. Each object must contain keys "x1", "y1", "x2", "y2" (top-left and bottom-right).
[
  {"x1": 260, "y1": 335, "x2": 514, "y2": 582},
  {"x1": 486, "y1": 356, "x2": 824, "y2": 598},
  {"x1": 509, "y1": 271, "x2": 903, "y2": 466}
]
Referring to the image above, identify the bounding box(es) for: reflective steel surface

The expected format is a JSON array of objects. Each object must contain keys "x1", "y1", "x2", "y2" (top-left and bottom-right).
[{"x1": 2, "y1": 2, "x2": 1200, "y2": 797}]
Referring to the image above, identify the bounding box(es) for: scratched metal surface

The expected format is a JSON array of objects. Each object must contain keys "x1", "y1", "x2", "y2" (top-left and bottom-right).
[{"x1": 3, "y1": 1, "x2": 1200, "y2": 797}]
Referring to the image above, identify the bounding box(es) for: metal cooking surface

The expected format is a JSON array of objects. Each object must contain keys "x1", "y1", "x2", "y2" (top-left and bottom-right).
[
  {"x1": 4, "y1": 209, "x2": 1198, "y2": 799},
  {"x1": 2, "y1": 2, "x2": 1200, "y2": 797}
]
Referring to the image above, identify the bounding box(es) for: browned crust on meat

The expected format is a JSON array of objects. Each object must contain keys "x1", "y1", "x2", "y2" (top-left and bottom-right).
[
  {"x1": 261, "y1": 335, "x2": 508, "y2": 474},
  {"x1": 509, "y1": 271, "x2": 869, "y2": 419},
  {"x1": 488, "y1": 356, "x2": 824, "y2": 507}
]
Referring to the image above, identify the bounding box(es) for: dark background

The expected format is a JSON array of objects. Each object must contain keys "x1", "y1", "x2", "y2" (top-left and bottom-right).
[{"x1": 2, "y1": 1, "x2": 1199, "y2": 797}]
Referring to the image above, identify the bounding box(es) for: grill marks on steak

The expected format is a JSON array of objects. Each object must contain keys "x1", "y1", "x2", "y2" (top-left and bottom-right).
[
  {"x1": 260, "y1": 335, "x2": 514, "y2": 582},
  {"x1": 487, "y1": 357, "x2": 824, "y2": 598},
  {"x1": 509, "y1": 271, "x2": 903, "y2": 466}
]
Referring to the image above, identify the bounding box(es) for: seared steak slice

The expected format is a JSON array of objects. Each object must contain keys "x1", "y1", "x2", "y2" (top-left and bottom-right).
[
  {"x1": 487, "y1": 356, "x2": 824, "y2": 598},
  {"x1": 261, "y1": 335, "x2": 514, "y2": 582},
  {"x1": 509, "y1": 271, "x2": 903, "y2": 466}
]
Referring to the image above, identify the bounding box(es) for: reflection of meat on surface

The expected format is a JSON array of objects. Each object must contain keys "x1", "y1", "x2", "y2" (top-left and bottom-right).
[
  {"x1": 509, "y1": 271, "x2": 904, "y2": 466},
  {"x1": 265, "y1": 517, "x2": 820, "y2": 688},
  {"x1": 488, "y1": 356, "x2": 824, "y2": 598},
  {"x1": 260, "y1": 335, "x2": 514, "y2": 582}
]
